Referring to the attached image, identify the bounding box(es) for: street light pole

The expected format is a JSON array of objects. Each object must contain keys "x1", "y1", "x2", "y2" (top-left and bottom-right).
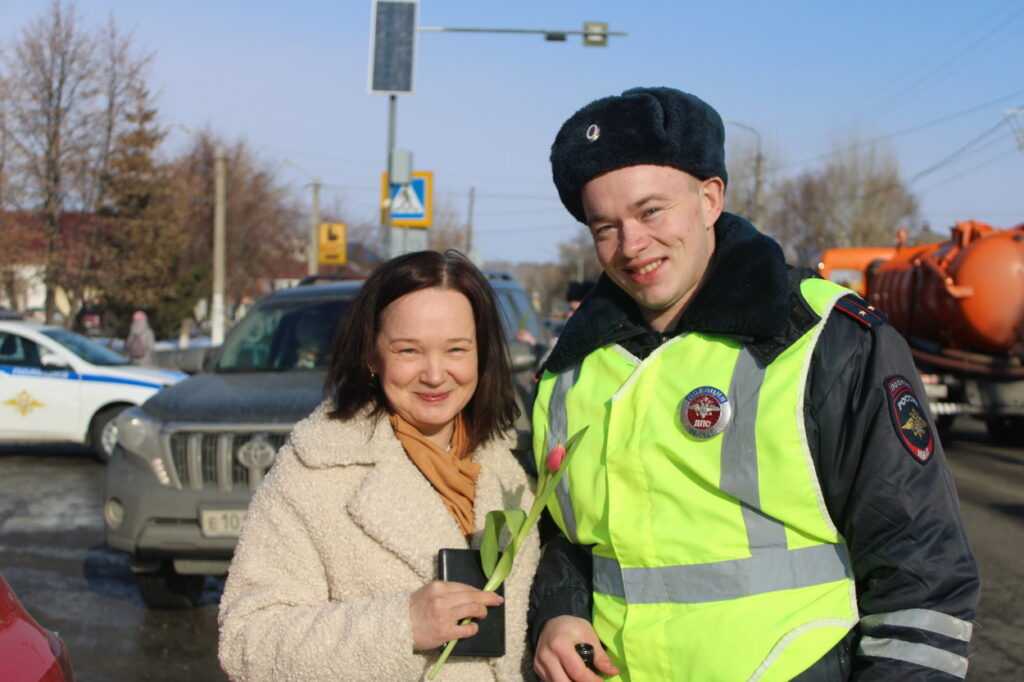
[
  {"x1": 726, "y1": 120, "x2": 764, "y2": 226},
  {"x1": 308, "y1": 179, "x2": 321, "y2": 275},
  {"x1": 383, "y1": 94, "x2": 397, "y2": 257},
  {"x1": 212, "y1": 145, "x2": 226, "y2": 345}
]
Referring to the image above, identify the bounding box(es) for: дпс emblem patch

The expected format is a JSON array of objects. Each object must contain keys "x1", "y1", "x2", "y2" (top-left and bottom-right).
[
  {"x1": 885, "y1": 375, "x2": 934, "y2": 463},
  {"x1": 681, "y1": 386, "x2": 732, "y2": 439}
]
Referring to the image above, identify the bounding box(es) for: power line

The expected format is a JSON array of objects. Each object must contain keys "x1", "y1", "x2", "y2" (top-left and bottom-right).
[
  {"x1": 878, "y1": 4, "x2": 1024, "y2": 112},
  {"x1": 910, "y1": 118, "x2": 1010, "y2": 183},
  {"x1": 474, "y1": 206, "x2": 569, "y2": 217},
  {"x1": 781, "y1": 86, "x2": 1024, "y2": 171},
  {"x1": 473, "y1": 224, "x2": 581, "y2": 235},
  {"x1": 917, "y1": 145, "x2": 1020, "y2": 195}
]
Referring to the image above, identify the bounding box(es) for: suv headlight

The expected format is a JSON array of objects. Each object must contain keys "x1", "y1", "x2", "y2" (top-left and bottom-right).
[{"x1": 116, "y1": 407, "x2": 171, "y2": 486}]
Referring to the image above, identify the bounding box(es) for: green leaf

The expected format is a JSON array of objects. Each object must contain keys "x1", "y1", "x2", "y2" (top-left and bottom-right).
[{"x1": 480, "y1": 509, "x2": 526, "y2": 579}]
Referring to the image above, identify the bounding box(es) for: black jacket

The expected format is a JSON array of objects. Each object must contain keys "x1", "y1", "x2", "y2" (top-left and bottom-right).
[{"x1": 528, "y1": 213, "x2": 979, "y2": 681}]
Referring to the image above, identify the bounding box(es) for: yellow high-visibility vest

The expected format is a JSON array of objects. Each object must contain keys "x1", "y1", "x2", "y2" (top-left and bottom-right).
[{"x1": 533, "y1": 278, "x2": 858, "y2": 682}]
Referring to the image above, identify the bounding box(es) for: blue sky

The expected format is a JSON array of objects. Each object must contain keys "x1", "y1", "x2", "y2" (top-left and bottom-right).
[{"x1": 2, "y1": 1, "x2": 1021, "y2": 263}]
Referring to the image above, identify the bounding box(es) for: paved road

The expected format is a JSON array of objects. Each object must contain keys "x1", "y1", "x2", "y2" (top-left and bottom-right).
[
  {"x1": 0, "y1": 445, "x2": 225, "y2": 682},
  {"x1": 941, "y1": 421, "x2": 1024, "y2": 679},
  {"x1": 0, "y1": 418, "x2": 1021, "y2": 681}
]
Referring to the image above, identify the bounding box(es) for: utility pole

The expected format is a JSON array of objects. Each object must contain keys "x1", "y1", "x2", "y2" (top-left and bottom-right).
[
  {"x1": 308, "y1": 179, "x2": 321, "y2": 275},
  {"x1": 0, "y1": 107, "x2": 6, "y2": 210},
  {"x1": 1008, "y1": 108, "x2": 1024, "y2": 151},
  {"x1": 752, "y1": 148, "x2": 764, "y2": 226},
  {"x1": 212, "y1": 145, "x2": 226, "y2": 346},
  {"x1": 465, "y1": 186, "x2": 475, "y2": 254},
  {"x1": 726, "y1": 120, "x2": 764, "y2": 226}
]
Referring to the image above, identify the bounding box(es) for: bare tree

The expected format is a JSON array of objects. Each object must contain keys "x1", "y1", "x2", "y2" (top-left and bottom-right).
[
  {"x1": 426, "y1": 199, "x2": 468, "y2": 253},
  {"x1": 557, "y1": 227, "x2": 602, "y2": 282},
  {"x1": 764, "y1": 139, "x2": 920, "y2": 266},
  {"x1": 86, "y1": 15, "x2": 152, "y2": 212},
  {"x1": 0, "y1": 85, "x2": 8, "y2": 209},
  {"x1": 1, "y1": 0, "x2": 97, "y2": 321},
  {"x1": 172, "y1": 132, "x2": 304, "y2": 313}
]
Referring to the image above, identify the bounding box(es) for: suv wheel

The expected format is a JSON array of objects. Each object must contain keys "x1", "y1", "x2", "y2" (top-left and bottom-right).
[
  {"x1": 136, "y1": 562, "x2": 205, "y2": 609},
  {"x1": 89, "y1": 405, "x2": 127, "y2": 463}
]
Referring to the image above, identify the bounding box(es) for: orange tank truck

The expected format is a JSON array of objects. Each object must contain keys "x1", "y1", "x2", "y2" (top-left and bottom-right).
[{"x1": 818, "y1": 221, "x2": 1024, "y2": 443}]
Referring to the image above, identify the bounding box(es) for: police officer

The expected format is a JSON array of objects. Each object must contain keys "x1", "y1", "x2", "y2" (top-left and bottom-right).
[{"x1": 529, "y1": 87, "x2": 979, "y2": 681}]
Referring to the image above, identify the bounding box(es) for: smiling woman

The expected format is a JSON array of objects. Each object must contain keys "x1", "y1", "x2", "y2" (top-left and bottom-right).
[
  {"x1": 218, "y1": 250, "x2": 541, "y2": 682},
  {"x1": 373, "y1": 288, "x2": 479, "y2": 451}
]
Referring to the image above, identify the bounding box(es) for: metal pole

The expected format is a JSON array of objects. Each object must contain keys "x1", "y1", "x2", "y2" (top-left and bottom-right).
[
  {"x1": 212, "y1": 145, "x2": 227, "y2": 345},
  {"x1": 384, "y1": 94, "x2": 397, "y2": 257},
  {"x1": 465, "y1": 186, "x2": 475, "y2": 253},
  {"x1": 308, "y1": 179, "x2": 321, "y2": 275},
  {"x1": 753, "y1": 149, "x2": 764, "y2": 226},
  {"x1": 726, "y1": 120, "x2": 764, "y2": 225}
]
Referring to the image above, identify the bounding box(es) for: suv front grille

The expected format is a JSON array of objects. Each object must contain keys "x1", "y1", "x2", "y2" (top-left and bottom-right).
[{"x1": 168, "y1": 431, "x2": 289, "y2": 491}]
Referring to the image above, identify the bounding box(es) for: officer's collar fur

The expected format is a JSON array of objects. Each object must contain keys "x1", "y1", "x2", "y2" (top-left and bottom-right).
[{"x1": 544, "y1": 212, "x2": 796, "y2": 373}]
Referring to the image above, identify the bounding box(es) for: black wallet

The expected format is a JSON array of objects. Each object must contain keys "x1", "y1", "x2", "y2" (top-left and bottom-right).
[{"x1": 436, "y1": 548, "x2": 506, "y2": 657}]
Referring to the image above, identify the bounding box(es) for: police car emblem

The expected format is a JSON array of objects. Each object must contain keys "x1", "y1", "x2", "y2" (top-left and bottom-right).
[
  {"x1": 884, "y1": 375, "x2": 934, "y2": 463},
  {"x1": 585, "y1": 124, "x2": 600, "y2": 142},
  {"x1": 681, "y1": 386, "x2": 731, "y2": 438}
]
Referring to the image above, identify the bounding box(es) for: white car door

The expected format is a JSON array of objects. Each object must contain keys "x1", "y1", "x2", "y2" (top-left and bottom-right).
[{"x1": 0, "y1": 329, "x2": 82, "y2": 441}]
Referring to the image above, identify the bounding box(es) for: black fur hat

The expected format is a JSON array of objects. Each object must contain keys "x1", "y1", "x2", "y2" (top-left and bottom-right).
[{"x1": 550, "y1": 86, "x2": 728, "y2": 223}]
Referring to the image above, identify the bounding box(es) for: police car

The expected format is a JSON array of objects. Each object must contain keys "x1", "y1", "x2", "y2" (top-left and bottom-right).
[{"x1": 0, "y1": 320, "x2": 185, "y2": 462}]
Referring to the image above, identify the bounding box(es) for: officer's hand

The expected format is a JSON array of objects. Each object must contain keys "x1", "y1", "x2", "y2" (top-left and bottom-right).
[
  {"x1": 534, "y1": 615, "x2": 619, "y2": 682},
  {"x1": 408, "y1": 580, "x2": 504, "y2": 651}
]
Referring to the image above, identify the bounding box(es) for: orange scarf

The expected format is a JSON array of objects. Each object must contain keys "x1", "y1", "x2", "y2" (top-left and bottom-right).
[{"x1": 389, "y1": 413, "x2": 480, "y2": 536}]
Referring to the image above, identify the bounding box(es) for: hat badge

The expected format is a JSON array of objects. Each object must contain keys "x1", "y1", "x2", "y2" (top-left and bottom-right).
[
  {"x1": 585, "y1": 124, "x2": 600, "y2": 142},
  {"x1": 681, "y1": 386, "x2": 732, "y2": 439}
]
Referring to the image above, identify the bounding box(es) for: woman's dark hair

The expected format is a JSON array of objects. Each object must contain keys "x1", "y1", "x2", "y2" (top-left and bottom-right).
[{"x1": 326, "y1": 250, "x2": 518, "y2": 450}]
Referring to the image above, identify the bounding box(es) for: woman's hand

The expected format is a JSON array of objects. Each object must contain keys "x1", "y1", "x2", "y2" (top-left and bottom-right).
[{"x1": 409, "y1": 580, "x2": 505, "y2": 651}]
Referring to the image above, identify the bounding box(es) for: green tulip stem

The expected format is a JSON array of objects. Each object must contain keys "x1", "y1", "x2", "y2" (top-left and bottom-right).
[{"x1": 428, "y1": 431, "x2": 585, "y2": 680}]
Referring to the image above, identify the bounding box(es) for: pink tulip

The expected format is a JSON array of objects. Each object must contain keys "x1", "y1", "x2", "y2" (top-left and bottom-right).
[{"x1": 546, "y1": 444, "x2": 567, "y2": 472}]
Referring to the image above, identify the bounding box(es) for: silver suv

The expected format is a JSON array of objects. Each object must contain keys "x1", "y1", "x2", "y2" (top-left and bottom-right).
[{"x1": 104, "y1": 275, "x2": 546, "y2": 608}]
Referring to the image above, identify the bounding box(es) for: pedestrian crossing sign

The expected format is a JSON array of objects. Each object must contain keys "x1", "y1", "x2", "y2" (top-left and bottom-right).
[{"x1": 380, "y1": 170, "x2": 433, "y2": 228}]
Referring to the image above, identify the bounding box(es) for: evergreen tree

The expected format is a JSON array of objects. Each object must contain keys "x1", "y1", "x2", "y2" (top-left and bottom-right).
[{"x1": 95, "y1": 84, "x2": 189, "y2": 338}]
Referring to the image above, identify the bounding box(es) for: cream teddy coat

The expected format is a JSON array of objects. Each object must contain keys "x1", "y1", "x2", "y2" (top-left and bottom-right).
[{"x1": 218, "y1": 402, "x2": 540, "y2": 681}]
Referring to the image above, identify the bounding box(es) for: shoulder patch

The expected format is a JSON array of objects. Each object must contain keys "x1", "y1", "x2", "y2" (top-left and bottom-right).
[
  {"x1": 834, "y1": 294, "x2": 886, "y2": 329},
  {"x1": 884, "y1": 375, "x2": 934, "y2": 464}
]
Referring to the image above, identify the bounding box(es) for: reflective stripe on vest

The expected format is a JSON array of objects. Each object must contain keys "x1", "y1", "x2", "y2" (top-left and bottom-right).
[
  {"x1": 593, "y1": 543, "x2": 852, "y2": 604},
  {"x1": 545, "y1": 364, "x2": 581, "y2": 543}
]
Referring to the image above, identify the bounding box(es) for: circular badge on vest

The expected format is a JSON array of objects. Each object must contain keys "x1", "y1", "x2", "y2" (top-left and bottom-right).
[{"x1": 681, "y1": 386, "x2": 732, "y2": 439}]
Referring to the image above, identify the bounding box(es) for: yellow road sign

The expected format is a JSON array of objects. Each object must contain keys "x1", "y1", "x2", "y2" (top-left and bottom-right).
[
  {"x1": 380, "y1": 170, "x2": 433, "y2": 228},
  {"x1": 319, "y1": 222, "x2": 347, "y2": 265}
]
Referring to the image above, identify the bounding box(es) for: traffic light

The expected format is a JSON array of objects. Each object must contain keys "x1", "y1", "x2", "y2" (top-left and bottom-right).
[{"x1": 582, "y1": 21, "x2": 608, "y2": 47}]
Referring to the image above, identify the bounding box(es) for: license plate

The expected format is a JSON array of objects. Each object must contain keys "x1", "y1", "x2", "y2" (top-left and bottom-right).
[{"x1": 200, "y1": 509, "x2": 246, "y2": 538}]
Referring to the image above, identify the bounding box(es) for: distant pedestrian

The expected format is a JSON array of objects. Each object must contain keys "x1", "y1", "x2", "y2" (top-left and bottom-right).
[{"x1": 125, "y1": 310, "x2": 155, "y2": 365}]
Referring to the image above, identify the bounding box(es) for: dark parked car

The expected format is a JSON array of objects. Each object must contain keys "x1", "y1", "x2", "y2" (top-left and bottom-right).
[{"x1": 105, "y1": 275, "x2": 547, "y2": 607}]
